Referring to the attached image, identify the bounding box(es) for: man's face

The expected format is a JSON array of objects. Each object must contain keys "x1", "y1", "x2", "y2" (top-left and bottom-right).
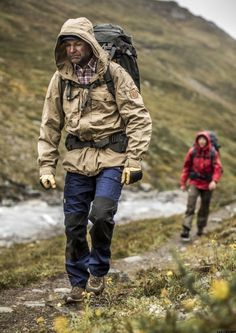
[
  {"x1": 65, "y1": 39, "x2": 93, "y2": 67},
  {"x1": 197, "y1": 136, "x2": 207, "y2": 148}
]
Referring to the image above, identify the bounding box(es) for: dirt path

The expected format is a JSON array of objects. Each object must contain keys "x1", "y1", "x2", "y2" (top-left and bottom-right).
[
  {"x1": 1, "y1": 202, "x2": 236, "y2": 332},
  {"x1": 112, "y1": 202, "x2": 236, "y2": 276}
]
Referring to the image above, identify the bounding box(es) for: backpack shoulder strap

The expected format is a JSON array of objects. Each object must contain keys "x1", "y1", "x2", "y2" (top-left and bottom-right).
[
  {"x1": 190, "y1": 147, "x2": 197, "y2": 165},
  {"x1": 103, "y1": 65, "x2": 115, "y2": 98},
  {"x1": 60, "y1": 76, "x2": 66, "y2": 106},
  {"x1": 210, "y1": 146, "x2": 216, "y2": 166},
  {"x1": 60, "y1": 67, "x2": 116, "y2": 103}
]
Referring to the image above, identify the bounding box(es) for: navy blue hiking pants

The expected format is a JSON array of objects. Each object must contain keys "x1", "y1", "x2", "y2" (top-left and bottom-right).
[{"x1": 63, "y1": 167, "x2": 123, "y2": 288}]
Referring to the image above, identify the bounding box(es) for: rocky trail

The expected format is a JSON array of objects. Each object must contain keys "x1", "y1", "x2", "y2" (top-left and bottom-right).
[{"x1": 1, "y1": 202, "x2": 236, "y2": 332}]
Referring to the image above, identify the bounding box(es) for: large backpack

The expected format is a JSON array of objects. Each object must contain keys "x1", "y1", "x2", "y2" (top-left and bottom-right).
[
  {"x1": 207, "y1": 131, "x2": 220, "y2": 152},
  {"x1": 189, "y1": 131, "x2": 221, "y2": 181},
  {"x1": 93, "y1": 23, "x2": 140, "y2": 92}
]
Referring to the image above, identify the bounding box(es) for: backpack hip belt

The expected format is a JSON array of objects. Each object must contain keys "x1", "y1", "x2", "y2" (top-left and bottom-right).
[
  {"x1": 189, "y1": 171, "x2": 212, "y2": 182},
  {"x1": 65, "y1": 132, "x2": 128, "y2": 153}
]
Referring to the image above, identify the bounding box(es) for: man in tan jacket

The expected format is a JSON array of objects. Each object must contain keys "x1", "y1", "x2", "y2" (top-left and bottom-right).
[{"x1": 38, "y1": 17, "x2": 152, "y2": 303}]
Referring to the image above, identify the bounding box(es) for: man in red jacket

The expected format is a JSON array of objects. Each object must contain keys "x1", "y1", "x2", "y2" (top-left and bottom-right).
[{"x1": 180, "y1": 131, "x2": 222, "y2": 241}]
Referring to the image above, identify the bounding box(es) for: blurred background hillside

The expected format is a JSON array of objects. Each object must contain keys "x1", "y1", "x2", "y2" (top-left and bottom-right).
[{"x1": 0, "y1": 0, "x2": 236, "y2": 204}]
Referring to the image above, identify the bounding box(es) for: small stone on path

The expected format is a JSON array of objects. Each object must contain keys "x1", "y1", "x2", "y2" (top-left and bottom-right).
[
  {"x1": 122, "y1": 255, "x2": 143, "y2": 263},
  {"x1": 53, "y1": 288, "x2": 71, "y2": 294},
  {"x1": 23, "y1": 301, "x2": 45, "y2": 307},
  {"x1": 32, "y1": 288, "x2": 46, "y2": 293},
  {"x1": 0, "y1": 306, "x2": 14, "y2": 313}
]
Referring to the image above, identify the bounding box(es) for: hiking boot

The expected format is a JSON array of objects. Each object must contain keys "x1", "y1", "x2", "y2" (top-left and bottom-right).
[
  {"x1": 180, "y1": 226, "x2": 190, "y2": 242},
  {"x1": 86, "y1": 275, "x2": 105, "y2": 295},
  {"x1": 64, "y1": 286, "x2": 85, "y2": 304},
  {"x1": 197, "y1": 228, "x2": 204, "y2": 237}
]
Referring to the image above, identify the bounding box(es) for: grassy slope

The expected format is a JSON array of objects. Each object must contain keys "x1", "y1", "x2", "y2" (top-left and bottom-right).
[
  {"x1": 0, "y1": 0, "x2": 236, "y2": 203},
  {"x1": 0, "y1": 215, "x2": 181, "y2": 289}
]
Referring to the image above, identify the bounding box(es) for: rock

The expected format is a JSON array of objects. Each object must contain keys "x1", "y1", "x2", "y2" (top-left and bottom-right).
[
  {"x1": 139, "y1": 183, "x2": 152, "y2": 192},
  {"x1": 23, "y1": 301, "x2": 45, "y2": 307},
  {"x1": 0, "y1": 306, "x2": 14, "y2": 313},
  {"x1": 148, "y1": 304, "x2": 165, "y2": 316},
  {"x1": 143, "y1": 80, "x2": 150, "y2": 87},
  {"x1": 108, "y1": 268, "x2": 130, "y2": 282},
  {"x1": 25, "y1": 187, "x2": 41, "y2": 198},
  {"x1": 171, "y1": 8, "x2": 187, "y2": 20},
  {"x1": 1, "y1": 199, "x2": 14, "y2": 207},
  {"x1": 54, "y1": 288, "x2": 71, "y2": 294},
  {"x1": 32, "y1": 289, "x2": 46, "y2": 294},
  {"x1": 215, "y1": 271, "x2": 222, "y2": 278},
  {"x1": 211, "y1": 217, "x2": 223, "y2": 223},
  {"x1": 122, "y1": 255, "x2": 143, "y2": 263}
]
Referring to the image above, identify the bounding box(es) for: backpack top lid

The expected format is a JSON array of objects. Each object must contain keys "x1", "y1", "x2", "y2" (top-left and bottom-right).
[{"x1": 93, "y1": 23, "x2": 132, "y2": 44}]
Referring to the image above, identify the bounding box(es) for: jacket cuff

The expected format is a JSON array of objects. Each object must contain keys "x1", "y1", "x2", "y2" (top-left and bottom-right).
[
  {"x1": 124, "y1": 158, "x2": 141, "y2": 169},
  {"x1": 39, "y1": 167, "x2": 56, "y2": 177}
]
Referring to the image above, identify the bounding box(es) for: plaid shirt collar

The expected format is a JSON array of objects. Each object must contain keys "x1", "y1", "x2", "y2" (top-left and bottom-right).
[{"x1": 74, "y1": 56, "x2": 97, "y2": 85}]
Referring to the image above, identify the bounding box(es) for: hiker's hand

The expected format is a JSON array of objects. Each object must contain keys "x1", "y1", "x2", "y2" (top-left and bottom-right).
[
  {"x1": 121, "y1": 167, "x2": 143, "y2": 185},
  {"x1": 180, "y1": 185, "x2": 186, "y2": 192},
  {"x1": 209, "y1": 180, "x2": 216, "y2": 191},
  {"x1": 40, "y1": 175, "x2": 56, "y2": 189}
]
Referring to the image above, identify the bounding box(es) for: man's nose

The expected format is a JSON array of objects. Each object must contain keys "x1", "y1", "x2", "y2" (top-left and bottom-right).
[{"x1": 68, "y1": 45, "x2": 76, "y2": 53}]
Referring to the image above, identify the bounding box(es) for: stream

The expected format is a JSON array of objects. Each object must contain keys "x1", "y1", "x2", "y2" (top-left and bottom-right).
[{"x1": 0, "y1": 189, "x2": 187, "y2": 246}]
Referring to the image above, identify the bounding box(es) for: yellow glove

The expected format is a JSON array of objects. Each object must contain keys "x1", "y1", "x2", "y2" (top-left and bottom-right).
[
  {"x1": 40, "y1": 175, "x2": 56, "y2": 189},
  {"x1": 121, "y1": 167, "x2": 143, "y2": 185}
]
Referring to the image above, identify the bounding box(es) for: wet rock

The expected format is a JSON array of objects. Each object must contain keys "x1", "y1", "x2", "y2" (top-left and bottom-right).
[
  {"x1": 0, "y1": 306, "x2": 14, "y2": 313},
  {"x1": 1, "y1": 199, "x2": 15, "y2": 207},
  {"x1": 139, "y1": 182, "x2": 152, "y2": 192}
]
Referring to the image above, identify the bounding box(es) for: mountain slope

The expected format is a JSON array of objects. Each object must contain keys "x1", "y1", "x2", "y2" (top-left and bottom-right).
[{"x1": 0, "y1": 0, "x2": 236, "y2": 203}]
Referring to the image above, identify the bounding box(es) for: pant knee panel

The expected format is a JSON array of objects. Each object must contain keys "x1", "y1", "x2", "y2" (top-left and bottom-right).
[{"x1": 89, "y1": 197, "x2": 117, "y2": 248}]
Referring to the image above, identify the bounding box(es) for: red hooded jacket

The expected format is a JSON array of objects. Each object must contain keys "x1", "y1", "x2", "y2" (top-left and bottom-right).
[{"x1": 180, "y1": 131, "x2": 222, "y2": 190}]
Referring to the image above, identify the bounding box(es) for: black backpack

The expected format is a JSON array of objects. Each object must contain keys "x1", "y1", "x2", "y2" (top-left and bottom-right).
[{"x1": 93, "y1": 23, "x2": 140, "y2": 92}]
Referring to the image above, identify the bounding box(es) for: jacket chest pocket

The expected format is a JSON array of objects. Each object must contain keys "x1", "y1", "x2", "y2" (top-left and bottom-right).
[
  {"x1": 90, "y1": 90, "x2": 116, "y2": 125},
  {"x1": 62, "y1": 85, "x2": 84, "y2": 127},
  {"x1": 63, "y1": 96, "x2": 81, "y2": 128}
]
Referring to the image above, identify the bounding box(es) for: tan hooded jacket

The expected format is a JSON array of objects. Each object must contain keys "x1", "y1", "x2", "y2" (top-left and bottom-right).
[{"x1": 38, "y1": 17, "x2": 152, "y2": 177}]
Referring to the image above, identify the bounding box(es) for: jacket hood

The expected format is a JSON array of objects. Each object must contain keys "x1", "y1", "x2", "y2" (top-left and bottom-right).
[
  {"x1": 55, "y1": 17, "x2": 108, "y2": 79},
  {"x1": 194, "y1": 131, "x2": 211, "y2": 150}
]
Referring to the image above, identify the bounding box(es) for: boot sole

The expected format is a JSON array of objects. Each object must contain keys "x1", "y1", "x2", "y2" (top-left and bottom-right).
[{"x1": 180, "y1": 237, "x2": 191, "y2": 242}]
